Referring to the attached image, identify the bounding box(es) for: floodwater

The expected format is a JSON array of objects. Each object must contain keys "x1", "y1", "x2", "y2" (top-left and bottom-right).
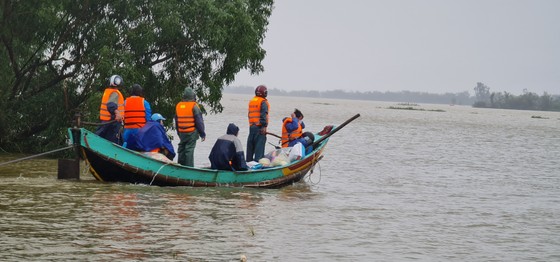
[{"x1": 1, "y1": 93, "x2": 559, "y2": 261}]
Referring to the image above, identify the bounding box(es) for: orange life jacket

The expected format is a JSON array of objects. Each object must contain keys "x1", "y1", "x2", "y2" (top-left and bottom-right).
[
  {"x1": 99, "y1": 88, "x2": 124, "y2": 121},
  {"x1": 281, "y1": 117, "x2": 303, "y2": 148},
  {"x1": 248, "y1": 96, "x2": 269, "y2": 126},
  {"x1": 176, "y1": 101, "x2": 197, "y2": 133},
  {"x1": 124, "y1": 96, "x2": 147, "y2": 128}
]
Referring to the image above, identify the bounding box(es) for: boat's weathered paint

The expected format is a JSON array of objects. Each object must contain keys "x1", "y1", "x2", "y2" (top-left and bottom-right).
[{"x1": 68, "y1": 128, "x2": 328, "y2": 188}]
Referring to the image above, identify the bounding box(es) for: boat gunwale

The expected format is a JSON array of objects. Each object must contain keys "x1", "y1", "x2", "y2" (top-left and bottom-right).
[{"x1": 72, "y1": 127, "x2": 328, "y2": 188}]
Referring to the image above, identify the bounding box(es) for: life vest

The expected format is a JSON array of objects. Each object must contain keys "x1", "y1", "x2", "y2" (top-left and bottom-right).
[
  {"x1": 281, "y1": 117, "x2": 303, "y2": 148},
  {"x1": 176, "y1": 101, "x2": 197, "y2": 133},
  {"x1": 124, "y1": 96, "x2": 147, "y2": 128},
  {"x1": 248, "y1": 96, "x2": 269, "y2": 126},
  {"x1": 99, "y1": 88, "x2": 124, "y2": 121}
]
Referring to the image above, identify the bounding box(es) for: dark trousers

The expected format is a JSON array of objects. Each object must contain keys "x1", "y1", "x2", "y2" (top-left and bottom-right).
[
  {"x1": 246, "y1": 125, "x2": 266, "y2": 161},
  {"x1": 95, "y1": 121, "x2": 122, "y2": 145},
  {"x1": 178, "y1": 131, "x2": 198, "y2": 166}
]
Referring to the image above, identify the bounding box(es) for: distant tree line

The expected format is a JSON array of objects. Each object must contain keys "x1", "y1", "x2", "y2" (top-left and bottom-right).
[
  {"x1": 225, "y1": 86, "x2": 475, "y2": 105},
  {"x1": 473, "y1": 82, "x2": 560, "y2": 111},
  {"x1": 226, "y1": 85, "x2": 560, "y2": 111}
]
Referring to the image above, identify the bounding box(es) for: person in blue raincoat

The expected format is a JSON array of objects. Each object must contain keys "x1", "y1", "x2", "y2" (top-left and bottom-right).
[
  {"x1": 126, "y1": 113, "x2": 176, "y2": 160},
  {"x1": 208, "y1": 123, "x2": 249, "y2": 171}
]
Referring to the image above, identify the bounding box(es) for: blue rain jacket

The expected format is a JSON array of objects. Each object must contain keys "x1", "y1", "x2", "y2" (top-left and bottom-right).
[{"x1": 126, "y1": 121, "x2": 176, "y2": 160}]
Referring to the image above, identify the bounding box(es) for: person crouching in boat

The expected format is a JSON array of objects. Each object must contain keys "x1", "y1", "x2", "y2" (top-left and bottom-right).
[
  {"x1": 281, "y1": 108, "x2": 305, "y2": 148},
  {"x1": 126, "y1": 113, "x2": 176, "y2": 161},
  {"x1": 208, "y1": 123, "x2": 249, "y2": 171}
]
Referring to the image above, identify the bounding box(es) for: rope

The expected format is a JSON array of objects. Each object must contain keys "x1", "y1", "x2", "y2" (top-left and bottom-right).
[
  {"x1": 83, "y1": 161, "x2": 91, "y2": 177},
  {"x1": 150, "y1": 163, "x2": 170, "y2": 185},
  {"x1": 306, "y1": 161, "x2": 322, "y2": 185},
  {"x1": 81, "y1": 120, "x2": 118, "y2": 126},
  {"x1": 0, "y1": 145, "x2": 75, "y2": 167},
  {"x1": 306, "y1": 154, "x2": 323, "y2": 185}
]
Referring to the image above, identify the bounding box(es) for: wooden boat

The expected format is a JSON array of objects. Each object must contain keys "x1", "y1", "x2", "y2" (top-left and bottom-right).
[{"x1": 68, "y1": 114, "x2": 360, "y2": 188}]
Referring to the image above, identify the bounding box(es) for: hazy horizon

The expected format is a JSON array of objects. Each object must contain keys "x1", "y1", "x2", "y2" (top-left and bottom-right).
[
  {"x1": 233, "y1": 1, "x2": 560, "y2": 96},
  {"x1": 227, "y1": 84, "x2": 559, "y2": 96}
]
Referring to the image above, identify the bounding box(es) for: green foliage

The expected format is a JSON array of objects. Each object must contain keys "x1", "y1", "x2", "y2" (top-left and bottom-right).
[
  {"x1": 474, "y1": 82, "x2": 490, "y2": 104},
  {"x1": 0, "y1": 0, "x2": 272, "y2": 153},
  {"x1": 471, "y1": 82, "x2": 560, "y2": 111},
  {"x1": 478, "y1": 89, "x2": 560, "y2": 111}
]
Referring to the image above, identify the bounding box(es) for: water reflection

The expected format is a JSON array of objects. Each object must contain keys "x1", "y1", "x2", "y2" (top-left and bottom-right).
[{"x1": 72, "y1": 185, "x2": 278, "y2": 260}]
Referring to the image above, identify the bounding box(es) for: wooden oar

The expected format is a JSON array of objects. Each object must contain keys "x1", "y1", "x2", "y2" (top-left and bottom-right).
[
  {"x1": 267, "y1": 132, "x2": 293, "y2": 146},
  {"x1": 307, "y1": 113, "x2": 361, "y2": 150},
  {"x1": 265, "y1": 132, "x2": 282, "y2": 139}
]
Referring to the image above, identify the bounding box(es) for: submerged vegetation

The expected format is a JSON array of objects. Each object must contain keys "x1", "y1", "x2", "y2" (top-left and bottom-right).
[{"x1": 388, "y1": 106, "x2": 446, "y2": 112}]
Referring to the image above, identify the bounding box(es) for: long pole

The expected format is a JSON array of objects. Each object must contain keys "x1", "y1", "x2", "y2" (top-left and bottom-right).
[
  {"x1": 307, "y1": 113, "x2": 361, "y2": 150},
  {"x1": 0, "y1": 145, "x2": 74, "y2": 167}
]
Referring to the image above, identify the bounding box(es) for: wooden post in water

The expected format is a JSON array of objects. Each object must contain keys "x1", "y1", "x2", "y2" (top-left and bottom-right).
[
  {"x1": 59, "y1": 114, "x2": 81, "y2": 180},
  {"x1": 57, "y1": 158, "x2": 80, "y2": 180}
]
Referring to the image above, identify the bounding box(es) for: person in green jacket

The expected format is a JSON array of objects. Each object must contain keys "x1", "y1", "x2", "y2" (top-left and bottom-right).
[{"x1": 174, "y1": 87, "x2": 206, "y2": 166}]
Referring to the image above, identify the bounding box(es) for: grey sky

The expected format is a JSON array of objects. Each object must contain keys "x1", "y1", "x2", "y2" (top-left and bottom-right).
[{"x1": 233, "y1": 0, "x2": 560, "y2": 95}]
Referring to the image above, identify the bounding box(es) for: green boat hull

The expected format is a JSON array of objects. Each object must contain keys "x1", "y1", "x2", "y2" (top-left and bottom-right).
[{"x1": 68, "y1": 128, "x2": 328, "y2": 188}]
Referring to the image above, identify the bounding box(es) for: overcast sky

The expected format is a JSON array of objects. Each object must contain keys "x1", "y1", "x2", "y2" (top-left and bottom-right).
[{"x1": 232, "y1": 0, "x2": 560, "y2": 95}]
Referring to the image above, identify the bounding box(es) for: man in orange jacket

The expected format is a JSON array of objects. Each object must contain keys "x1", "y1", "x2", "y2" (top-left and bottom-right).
[
  {"x1": 246, "y1": 85, "x2": 270, "y2": 162},
  {"x1": 123, "y1": 84, "x2": 152, "y2": 146},
  {"x1": 98, "y1": 75, "x2": 125, "y2": 144},
  {"x1": 174, "y1": 87, "x2": 206, "y2": 166},
  {"x1": 99, "y1": 75, "x2": 125, "y2": 122}
]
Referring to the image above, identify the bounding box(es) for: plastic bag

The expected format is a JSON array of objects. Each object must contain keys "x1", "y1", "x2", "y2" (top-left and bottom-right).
[
  {"x1": 288, "y1": 142, "x2": 304, "y2": 162},
  {"x1": 264, "y1": 148, "x2": 290, "y2": 167}
]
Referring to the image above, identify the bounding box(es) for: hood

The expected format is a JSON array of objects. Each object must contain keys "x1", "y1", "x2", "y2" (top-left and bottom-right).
[
  {"x1": 182, "y1": 87, "x2": 195, "y2": 101},
  {"x1": 226, "y1": 123, "x2": 239, "y2": 136},
  {"x1": 131, "y1": 84, "x2": 143, "y2": 96}
]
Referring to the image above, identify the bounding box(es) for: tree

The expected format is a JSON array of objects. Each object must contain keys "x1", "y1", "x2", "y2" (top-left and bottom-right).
[
  {"x1": 539, "y1": 92, "x2": 553, "y2": 111},
  {"x1": 0, "y1": 0, "x2": 272, "y2": 153},
  {"x1": 473, "y1": 82, "x2": 490, "y2": 107}
]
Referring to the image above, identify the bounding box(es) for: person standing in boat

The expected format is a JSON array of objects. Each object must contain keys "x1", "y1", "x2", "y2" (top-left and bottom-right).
[
  {"x1": 98, "y1": 75, "x2": 125, "y2": 145},
  {"x1": 246, "y1": 85, "x2": 270, "y2": 162},
  {"x1": 208, "y1": 123, "x2": 249, "y2": 171},
  {"x1": 174, "y1": 87, "x2": 206, "y2": 166},
  {"x1": 122, "y1": 84, "x2": 152, "y2": 147},
  {"x1": 99, "y1": 75, "x2": 125, "y2": 122},
  {"x1": 126, "y1": 113, "x2": 176, "y2": 160},
  {"x1": 281, "y1": 108, "x2": 305, "y2": 148}
]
